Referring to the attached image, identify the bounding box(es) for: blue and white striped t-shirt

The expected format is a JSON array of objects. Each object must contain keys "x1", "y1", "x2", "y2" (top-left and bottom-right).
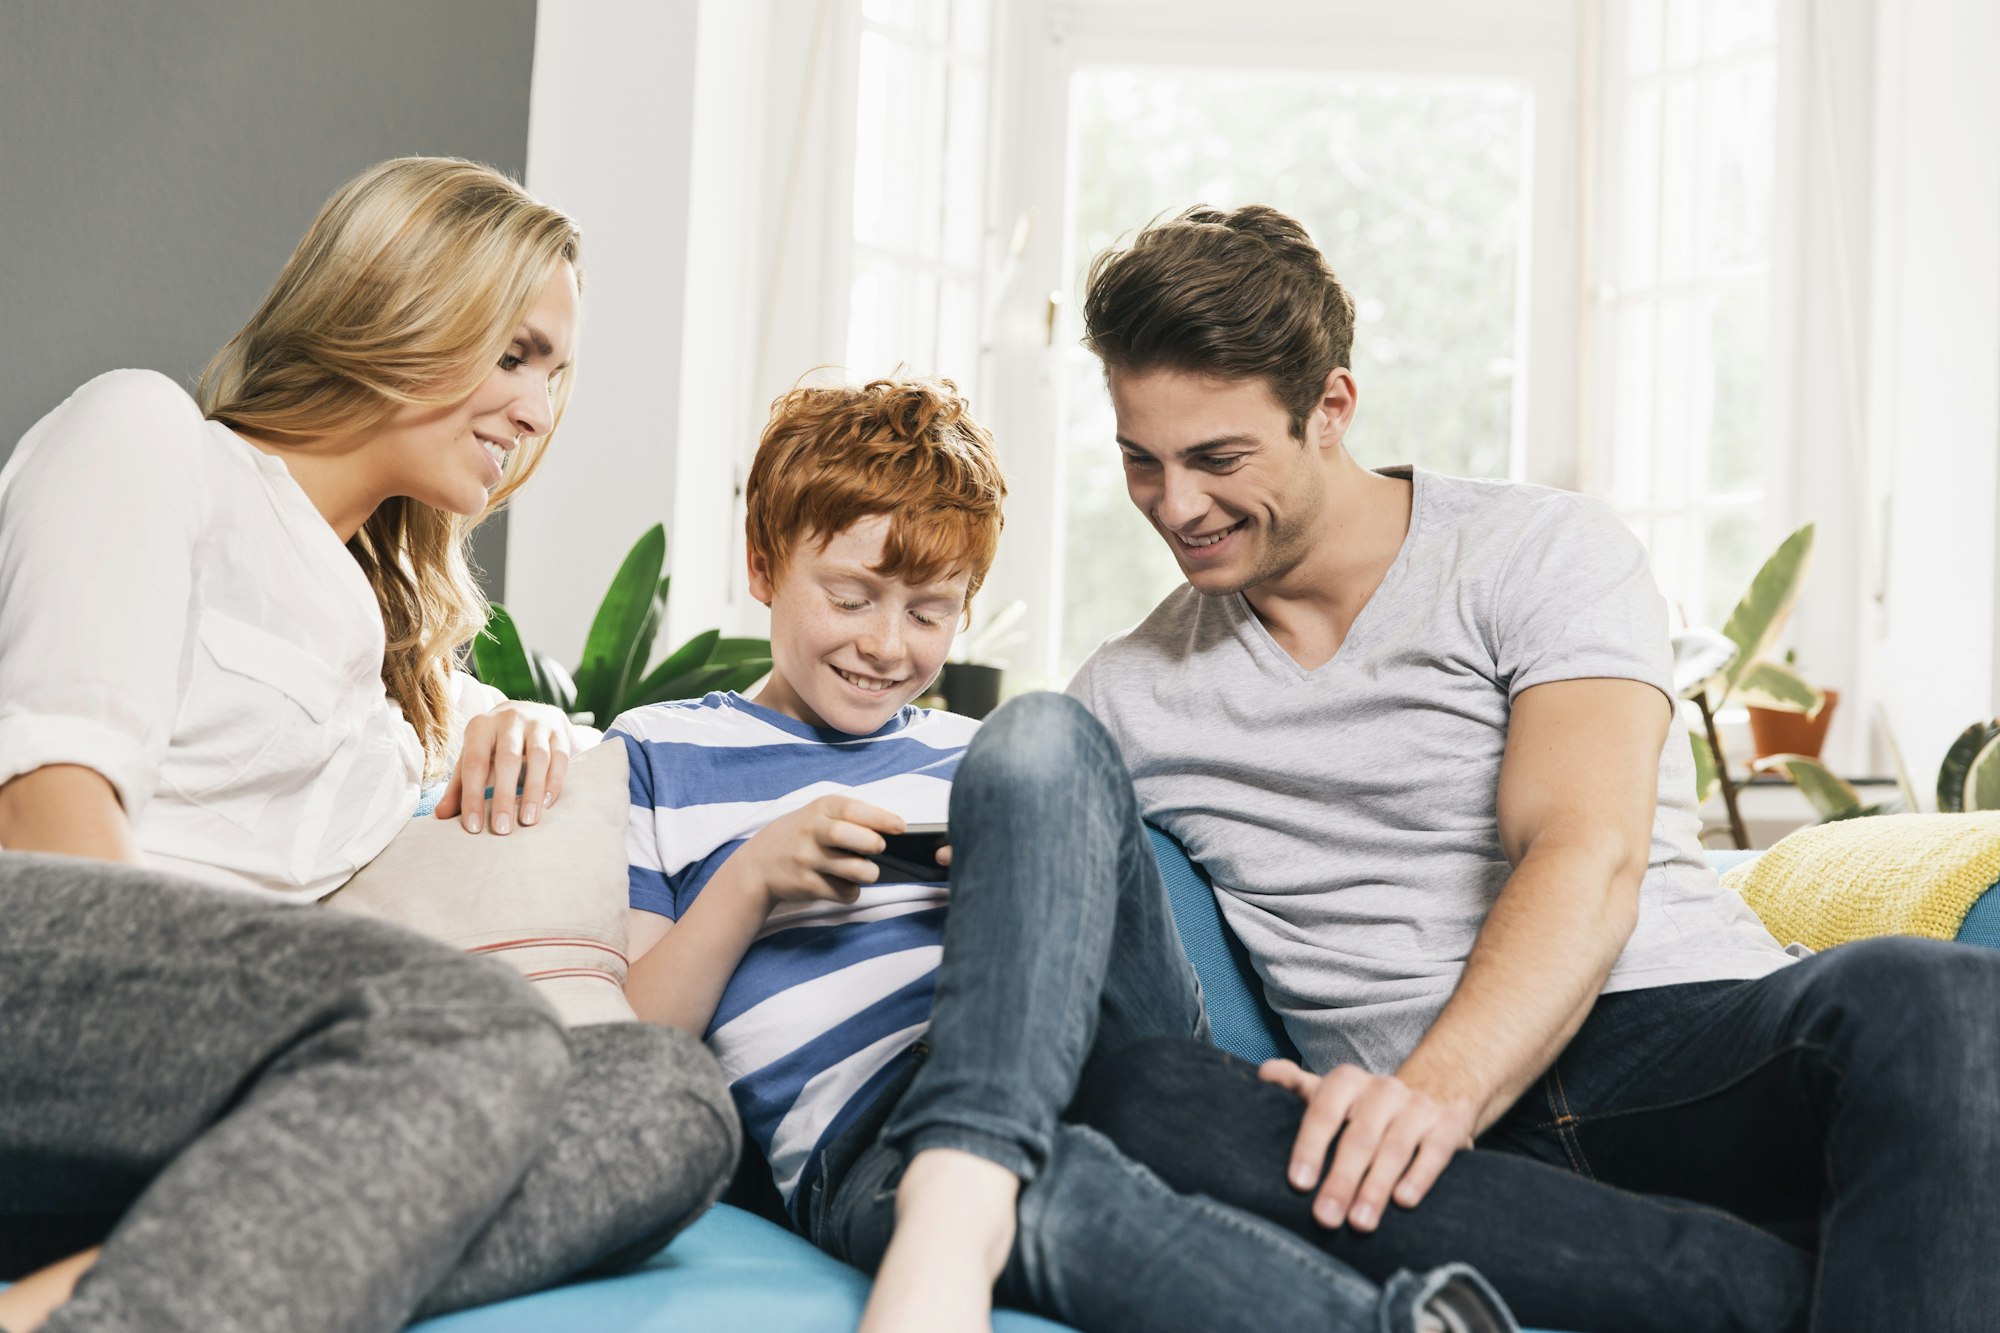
[{"x1": 608, "y1": 691, "x2": 976, "y2": 1213}]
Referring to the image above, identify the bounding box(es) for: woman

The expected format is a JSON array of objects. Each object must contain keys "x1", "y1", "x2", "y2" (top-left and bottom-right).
[{"x1": 0, "y1": 158, "x2": 736, "y2": 1332}]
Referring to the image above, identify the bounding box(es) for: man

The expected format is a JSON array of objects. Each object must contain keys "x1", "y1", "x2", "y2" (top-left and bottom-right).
[{"x1": 1067, "y1": 203, "x2": 2000, "y2": 1331}]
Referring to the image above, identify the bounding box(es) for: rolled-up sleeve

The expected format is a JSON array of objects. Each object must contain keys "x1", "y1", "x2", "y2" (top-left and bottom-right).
[{"x1": 0, "y1": 371, "x2": 206, "y2": 817}]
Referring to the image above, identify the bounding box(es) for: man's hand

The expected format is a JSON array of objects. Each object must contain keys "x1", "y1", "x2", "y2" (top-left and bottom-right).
[
  {"x1": 737, "y1": 795, "x2": 905, "y2": 908},
  {"x1": 435, "y1": 701, "x2": 571, "y2": 834},
  {"x1": 1261, "y1": 1058, "x2": 1475, "y2": 1232}
]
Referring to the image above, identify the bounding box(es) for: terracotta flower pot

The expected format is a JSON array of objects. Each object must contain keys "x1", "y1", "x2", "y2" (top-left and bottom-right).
[{"x1": 1748, "y1": 688, "x2": 1839, "y2": 761}]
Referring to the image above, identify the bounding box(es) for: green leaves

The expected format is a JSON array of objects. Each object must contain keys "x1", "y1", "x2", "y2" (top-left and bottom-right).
[
  {"x1": 469, "y1": 525, "x2": 771, "y2": 727},
  {"x1": 1940, "y1": 721, "x2": 2000, "y2": 813},
  {"x1": 472, "y1": 605, "x2": 540, "y2": 702},
  {"x1": 1750, "y1": 754, "x2": 1865, "y2": 822},
  {"x1": 1718, "y1": 523, "x2": 1815, "y2": 702},
  {"x1": 1736, "y1": 659, "x2": 1824, "y2": 716},
  {"x1": 574, "y1": 525, "x2": 669, "y2": 729},
  {"x1": 1690, "y1": 729, "x2": 1720, "y2": 805}
]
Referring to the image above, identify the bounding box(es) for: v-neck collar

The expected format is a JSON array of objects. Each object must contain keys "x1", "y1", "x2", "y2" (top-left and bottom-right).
[{"x1": 1229, "y1": 465, "x2": 1423, "y2": 680}]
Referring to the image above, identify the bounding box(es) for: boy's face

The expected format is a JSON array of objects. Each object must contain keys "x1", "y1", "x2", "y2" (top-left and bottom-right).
[{"x1": 748, "y1": 513, "x2": 970, "y2": 735}]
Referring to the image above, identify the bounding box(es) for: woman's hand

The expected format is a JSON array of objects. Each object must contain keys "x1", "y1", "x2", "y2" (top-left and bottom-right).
[
  {"x1": 434, "y1": 701, "x2": 571, "y2": 834},
  {"x1": 735, "y1": 795, "x2": 904, "y2": 909}
]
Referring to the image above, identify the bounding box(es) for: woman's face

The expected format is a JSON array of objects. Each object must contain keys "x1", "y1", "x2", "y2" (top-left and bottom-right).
[{"x1": 377, "y1": 261, "x2": 580, "y2": 517}]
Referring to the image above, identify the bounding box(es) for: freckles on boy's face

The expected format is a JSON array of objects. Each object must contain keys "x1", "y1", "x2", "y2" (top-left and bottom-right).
[{"x1": 749, "y1": 514, "x2": 971, "y2": 735}]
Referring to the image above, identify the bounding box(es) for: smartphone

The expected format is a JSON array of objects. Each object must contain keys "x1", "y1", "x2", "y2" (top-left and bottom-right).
[{"x1": 867, "y1": 821, "x2": 949, "y2": 883}]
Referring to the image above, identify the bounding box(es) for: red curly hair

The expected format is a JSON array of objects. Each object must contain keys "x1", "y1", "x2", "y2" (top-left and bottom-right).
[{"x1": 745, "y1": 376, "x2": 1007, "y2": 600}]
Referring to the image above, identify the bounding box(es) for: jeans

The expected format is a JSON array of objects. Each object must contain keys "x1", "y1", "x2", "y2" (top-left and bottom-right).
[
  {"x1": 1069, "y1": 1038, "x2": 1811, "y2": 1333},
  {"x1": 805, "y1": 693, "x2": 1515, "y2": 1333},
  {"x1": 1480, "y1": 937, "x2": 2000, "y2": 1332},
  {"x1": 0, "y1": 852, "x2": 739, "y2": 1333}
]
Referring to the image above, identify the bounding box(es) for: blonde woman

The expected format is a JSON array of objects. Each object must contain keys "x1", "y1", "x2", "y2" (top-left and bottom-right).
[{"x1": 0, "y1": 158, "x2": 737, "y2": 1332}]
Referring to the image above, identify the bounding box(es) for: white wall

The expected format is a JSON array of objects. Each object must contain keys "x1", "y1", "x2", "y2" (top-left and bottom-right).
[
  {"x1": 1774, "y1": 0, "x2": 1875, "y2": 775},
  {"x1": 1863, "y1": 0, "x2": 2000, "y2": 790},
  {"x1": 668, "y1": 0, "x2": 775, "y2": 649},
  {"x1": 508, "y1": 0, "x2": 699, "y2": 668},
  {"x1": 511, "y1": 0, "x2": 861, "y2": 666}
]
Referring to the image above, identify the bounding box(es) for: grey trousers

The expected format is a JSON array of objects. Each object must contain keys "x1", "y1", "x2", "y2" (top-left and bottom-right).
[{"x1": 0, "y1": 853, "x2": 739, "y2": 1332}]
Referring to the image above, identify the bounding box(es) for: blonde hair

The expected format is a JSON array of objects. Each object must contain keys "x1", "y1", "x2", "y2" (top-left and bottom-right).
[{"x1": 199, "y1": 157, "x2": 582, "y2": 777}]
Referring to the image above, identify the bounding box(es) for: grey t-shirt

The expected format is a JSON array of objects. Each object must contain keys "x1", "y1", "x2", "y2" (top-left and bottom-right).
[{"x1": 1068, "y1": 467, "x2": 1791, "y2": 1075}]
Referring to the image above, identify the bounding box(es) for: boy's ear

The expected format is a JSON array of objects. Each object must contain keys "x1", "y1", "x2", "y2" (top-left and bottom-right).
[{"x1": 746, "y1": 546, "x2": 775, "y2": 606}]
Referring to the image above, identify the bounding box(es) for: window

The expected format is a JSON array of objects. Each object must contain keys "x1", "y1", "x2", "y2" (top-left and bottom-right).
[
  {"x1": 1592, "y1": 0, "x2": 1779, "y2": 631},
  {"x1": 845, "y1": 0, "x2": 993, "y2": 391},
  {"x1": 1055, "y1": 69, "x2": 1534, "y2": 677}
]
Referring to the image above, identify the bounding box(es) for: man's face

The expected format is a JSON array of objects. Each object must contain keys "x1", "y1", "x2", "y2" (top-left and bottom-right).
[
  {"x1": 1108, "y1": 367, "x2": 1329, "y2": 597},
  {"x1": 748, "y1": 513, "x2": 969, "y2": 735}
]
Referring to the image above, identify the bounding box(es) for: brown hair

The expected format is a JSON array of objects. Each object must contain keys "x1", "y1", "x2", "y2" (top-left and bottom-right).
[
  {"x1": 745, "y1": 376, "x2": 1007, "y2": 602},
  {"x1": 199, "y1": 157, "x2": 582, "y2": 777},
  {"x1": 1081, "y1": 204, "x2": 1356, "y2": 438}
]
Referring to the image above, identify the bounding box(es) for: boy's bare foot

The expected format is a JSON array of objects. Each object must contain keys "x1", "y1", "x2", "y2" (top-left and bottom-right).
[{"x1": 859, "y1": 1148, "x2": 1020, "y2": 1333}]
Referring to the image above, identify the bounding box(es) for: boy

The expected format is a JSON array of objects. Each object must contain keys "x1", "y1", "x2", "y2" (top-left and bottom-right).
[{"x1": 607, "y1": 377, "x2": 1512, "y2": 1333}]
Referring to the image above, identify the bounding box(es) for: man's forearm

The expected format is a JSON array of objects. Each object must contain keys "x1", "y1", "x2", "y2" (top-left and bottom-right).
[{"x1": 1395, "y1": 839, "x2": 1640, "y2": 1133}]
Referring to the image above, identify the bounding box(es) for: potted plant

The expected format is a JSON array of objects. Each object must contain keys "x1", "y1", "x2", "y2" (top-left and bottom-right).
[
  {"x1": 1757, "y1": 716, "x2": 2000, "y2": 822},
  {"x1": 1675, "y1": 523, "x2": 1827, "y2": 848},
  {"x1": 1746, "y1": 650, "x2": 1838, "y2": 761},
  {"x1": 470, "y1": 524, "x2": 771, "y2": 726},
  {"x1": 938, "y1": 599, "x2": 1026, "y2": 720}
]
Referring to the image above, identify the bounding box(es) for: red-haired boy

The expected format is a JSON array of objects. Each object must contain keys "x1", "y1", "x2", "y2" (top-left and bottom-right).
[{"x1": 608, "y1": 377, "x2": 1510, "y2": 1333}]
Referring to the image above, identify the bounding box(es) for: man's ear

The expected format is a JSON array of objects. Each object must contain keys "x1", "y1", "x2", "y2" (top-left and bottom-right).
[
  {"x1": 747, "y1": 547, "x2": 775, "y2": 606},
  {"x1": 1313, "y1": 366, "x2": 1359, "y2": 451}
]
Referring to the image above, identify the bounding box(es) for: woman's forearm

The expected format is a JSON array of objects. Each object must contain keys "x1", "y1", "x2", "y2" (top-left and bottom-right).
[{"x1": 0, "y1": 765, "x2": 144, "y2": 864}]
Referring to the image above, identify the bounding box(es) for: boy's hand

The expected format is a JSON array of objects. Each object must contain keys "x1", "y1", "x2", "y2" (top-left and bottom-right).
[{"x1": 742, "y1": 795, "x2": 904, "y2": 907}]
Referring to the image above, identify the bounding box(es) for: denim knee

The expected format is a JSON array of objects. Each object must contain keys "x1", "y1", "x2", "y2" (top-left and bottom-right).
[
  {"x1": 1797, "y1": 937, "x2": 2000, "y2": 1091},
  {"x1": 962, "y1": 692, "x2": 1116, "y2": 781}
]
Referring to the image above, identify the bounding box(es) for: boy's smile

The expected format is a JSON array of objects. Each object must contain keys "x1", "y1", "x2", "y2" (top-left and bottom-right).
[{"x1": 749, "y1": 514, "x2": 970, "y2": 734}]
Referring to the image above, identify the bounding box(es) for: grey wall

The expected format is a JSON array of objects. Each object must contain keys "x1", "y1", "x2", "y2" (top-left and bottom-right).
[{"x1": 0, "y1": 0, "x2": 537, "y2": 597}]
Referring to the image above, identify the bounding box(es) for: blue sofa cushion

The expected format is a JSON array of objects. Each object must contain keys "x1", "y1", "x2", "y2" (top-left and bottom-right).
[
  {"x1": 1148, "y1": 825, "x2": 1300, "y2": 1065},
  {"x1": 412, "y1": 1203, "x2": 1073, "y2": 1332}
]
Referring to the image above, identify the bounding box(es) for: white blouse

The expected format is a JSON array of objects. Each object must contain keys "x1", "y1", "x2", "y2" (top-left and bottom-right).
[{"x1": 0, "y1": 370, "x2": 517, "y2": 901}]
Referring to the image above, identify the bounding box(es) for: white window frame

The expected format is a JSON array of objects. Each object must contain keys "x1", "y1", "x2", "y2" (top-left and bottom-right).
[
  {"x1": 1586, "y1": 0, "x2": 1784, "y2": 634},
  {"x1": 982, "y1": 0, "x2": 1583, "y2": 687},
  {"x1": 845, "y1": 0, "x2": 998, "y2": 394}
]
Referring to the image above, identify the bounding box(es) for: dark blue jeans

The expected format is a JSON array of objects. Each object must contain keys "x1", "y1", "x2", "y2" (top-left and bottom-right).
[
  {"x1": 1479, "y1": 937, "x2": 2000, "y2": 1332},
  {"x1": 803, "y1": 693, "x2": 1514, "y2": 1333},
  {"x1": 1069, "y1": 1039, "x2": 1810, "y2": 1333}
]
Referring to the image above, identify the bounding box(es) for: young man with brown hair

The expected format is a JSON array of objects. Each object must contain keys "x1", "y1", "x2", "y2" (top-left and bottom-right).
[
  {"x1": 608, "y1": 376, "x2": 1515, "y2": 1333},
  {"x1": 1069, "y1": 203, "x2": 2000, "y2": 1332}
]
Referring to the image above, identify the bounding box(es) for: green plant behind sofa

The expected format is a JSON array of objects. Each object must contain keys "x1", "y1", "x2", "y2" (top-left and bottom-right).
[{"x1": 471, "y1": 524, "x2": 772, "y2": 726}]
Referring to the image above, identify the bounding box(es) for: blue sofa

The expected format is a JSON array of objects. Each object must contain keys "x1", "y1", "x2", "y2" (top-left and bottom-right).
[
  {"x1": 412, "y1": 828, "x2": 1555, "y2": 1332},
  {"x1": 14, "y1": 814, "x2": 1987, "y2": 1326}
]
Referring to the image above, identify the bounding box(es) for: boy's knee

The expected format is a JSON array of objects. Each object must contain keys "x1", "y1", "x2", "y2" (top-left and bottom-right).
[{"x1": 963, "y1": 692, "x2": 1116, "y2": 783}]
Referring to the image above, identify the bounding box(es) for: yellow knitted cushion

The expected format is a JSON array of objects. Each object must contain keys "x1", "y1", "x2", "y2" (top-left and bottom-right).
[{"x1": 1721, "y1": 813, "x2": 2000, "y2": 951}]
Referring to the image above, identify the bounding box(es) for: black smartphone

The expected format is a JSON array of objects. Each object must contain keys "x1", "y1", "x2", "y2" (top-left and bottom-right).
[{"x1": 867, "y1": 822, "x2": 949, "y2": 883}]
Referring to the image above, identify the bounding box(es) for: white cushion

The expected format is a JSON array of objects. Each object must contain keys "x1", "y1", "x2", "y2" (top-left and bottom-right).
[{"x1": 323, "y1": 740, "x2": 636, "y2": 1026}]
